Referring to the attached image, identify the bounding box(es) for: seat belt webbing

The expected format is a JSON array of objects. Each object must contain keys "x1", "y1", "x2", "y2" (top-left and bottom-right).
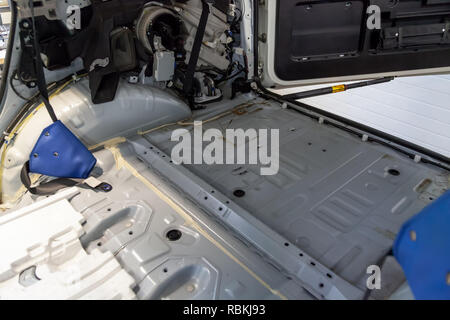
[{"x1": 29, "y1": 0, "x2": 58, "y2": 122}]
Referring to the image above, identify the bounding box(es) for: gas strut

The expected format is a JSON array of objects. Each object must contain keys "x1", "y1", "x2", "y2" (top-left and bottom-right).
[{"x1": 281, "y1": 76, "x2": 394, "y2": 101}]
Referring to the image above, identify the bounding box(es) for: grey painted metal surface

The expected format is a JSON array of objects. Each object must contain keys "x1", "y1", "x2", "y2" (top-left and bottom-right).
[
  {"x1": 66, "y1": 147, "x2": 312, "y2": 300},
  {"x1": 51, "y1": 79, "x2": 191, "y2": 146},
  {"x1": 1, "y1": 0, "x2": 448, "y2": 300},
  {"x1": 143, "y1": 97, "x2": 449, "y2": 297},
  {"x1": 1, "y1": 78, "x2": 191, "y2": 203},
  {"x1": 128, "y1": 135, "x2": 364, "y2": 299},
  {"x1": 6, "y1": 93, "x2": 448, "y2": 299}
]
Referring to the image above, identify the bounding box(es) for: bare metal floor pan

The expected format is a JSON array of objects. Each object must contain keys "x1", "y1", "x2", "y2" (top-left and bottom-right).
[{"x1": 144, "y1": 96, "x2": 449, "y2": 291}]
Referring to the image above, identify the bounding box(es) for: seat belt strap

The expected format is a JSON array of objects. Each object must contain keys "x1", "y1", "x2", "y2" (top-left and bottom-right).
[
  {"x1": 29, "y1": 0, "x2": 58, "y2": 122},
  {"x1": 21, "y1": 161, "x2": 112, "y2": 196},
  {"x1": 21, "y1": 161, "x2": 78, "y2": 195},
  {"x1": 183, "y1": 0, "x2": 212, "y2": 106}
]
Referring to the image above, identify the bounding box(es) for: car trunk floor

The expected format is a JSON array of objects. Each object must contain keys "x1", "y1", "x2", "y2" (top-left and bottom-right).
[{"x1": 142, "y1": 95, "x2": 449, "y2": 291}]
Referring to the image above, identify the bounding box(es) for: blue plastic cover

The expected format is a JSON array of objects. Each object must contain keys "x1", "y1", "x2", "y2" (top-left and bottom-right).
[
  {"x1": 29, "y1": 120, "x2": 96, "y2": 179},
  {"x1": 394, "y1": 190, "x2": 450, "y2": 300}
]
